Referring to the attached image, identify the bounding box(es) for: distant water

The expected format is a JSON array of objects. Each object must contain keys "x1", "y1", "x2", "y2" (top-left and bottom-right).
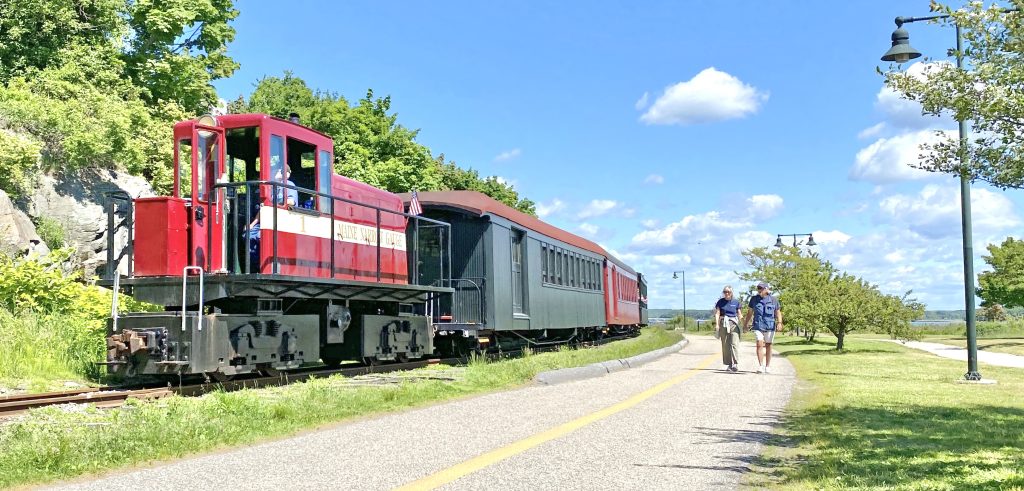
[{"x1": 911, "y1": 320, "x2": 958, "y2": 326}]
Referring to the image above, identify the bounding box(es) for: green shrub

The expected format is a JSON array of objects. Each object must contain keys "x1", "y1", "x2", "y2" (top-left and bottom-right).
[
  {"x1": 0, "y1": 308, "x2": 104, "y2": 381},
  {"x1": 0, "y1": 250, "x2": 156, "y2": 382},
  {"x1": 0, "y1": 130, "x2": 42, "y2": 198},
  {"x1": 32, "y1": 216, "x2": 65, "y2": 250}
]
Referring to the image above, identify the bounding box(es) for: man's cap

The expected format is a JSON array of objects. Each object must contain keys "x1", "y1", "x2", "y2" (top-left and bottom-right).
[{"x1": 756, "y1": 281, "x2": 770, "y2": 290}]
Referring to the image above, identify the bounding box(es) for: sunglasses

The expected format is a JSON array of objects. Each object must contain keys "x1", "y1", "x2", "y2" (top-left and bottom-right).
[{"x1": 722, "y1": 291, "x2": 732, "y2": 294}]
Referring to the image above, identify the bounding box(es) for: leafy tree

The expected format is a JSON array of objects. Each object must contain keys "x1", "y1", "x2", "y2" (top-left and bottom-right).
[
  {"x1": 977, "y1": 237, "x2": 1024, "y2": 308},
  {"x1": 122, "y1": 0, "x2": 240, "y2": 113},
  {"x1": 738, "y1": 245, "x2": 834, "y2": 341},
  {"x1": 980, "y1": 303, "x2": 1009, "y2": 322},
  {"x1": 883, "y1": 2, "x2": 1024, "y2": 188},
  {"x1": 0, "y1": 0, "x2": 238, "y2": 193},
  {"x1": 878, "y1": 291, "x2": 925, "y2": 342},
  {"x1": 0, "y1": 0, "x2": 123, "y2": 83},
  {"x1": 739, "y1": 245, "x2": 923, "y2": 349},
  {"x1": 236, "y1": 73, "x2": 537, "y2": 213}
]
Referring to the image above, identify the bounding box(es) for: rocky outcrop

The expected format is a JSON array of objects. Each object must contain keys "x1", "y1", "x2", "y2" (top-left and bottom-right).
[
  {"x1": 25, "y1": 169, "x2": 156, "y2": 277},
  {"x1": 0, "y1": 189, "x2": 48, "y2": 256}
]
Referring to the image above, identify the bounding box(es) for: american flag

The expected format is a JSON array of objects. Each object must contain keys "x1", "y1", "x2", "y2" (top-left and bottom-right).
[{"x1": 408, "y1": 190, "x2": 423, "y2": 216}]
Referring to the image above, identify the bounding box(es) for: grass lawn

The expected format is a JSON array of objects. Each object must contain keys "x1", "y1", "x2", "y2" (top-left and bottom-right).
[
  {"x1": 0, "y1": 327, "x2": 681, "y2": 490},
  {"x1": 748, "y1": 336, "x2": 1024, "y2": 490},
  {"x1": 921, "y1": 336, "x2": 1024, "y2": 357}
]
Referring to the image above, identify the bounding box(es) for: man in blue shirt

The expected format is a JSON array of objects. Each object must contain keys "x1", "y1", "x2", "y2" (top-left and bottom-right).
[
  {"x1": 743, "y1": 281, "x2": 783, "y2": 374},
  {"x1": 247, "y1": 164, "x2": 298, "y2": 270},
  {"x1": 714, "y1": 285, "x2": 742, "y2": 372}
]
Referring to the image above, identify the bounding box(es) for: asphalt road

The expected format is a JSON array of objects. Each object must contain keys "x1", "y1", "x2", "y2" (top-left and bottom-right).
[{"x1": 44, "y1": 335, "x2": 795, "y2": 491}]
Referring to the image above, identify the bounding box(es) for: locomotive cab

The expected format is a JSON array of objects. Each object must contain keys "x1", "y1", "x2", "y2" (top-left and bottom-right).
[{"x1": 133, "y1": 114, "x2": 338, "y2": 277}]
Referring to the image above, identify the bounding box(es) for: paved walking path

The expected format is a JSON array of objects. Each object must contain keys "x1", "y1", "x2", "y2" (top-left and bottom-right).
[
  {"x1": 895, "y1": 340, "x2": 1024, "y2": 368},
  {"x1": 45, "y1": 336, "x2": 794, "y2": 491}
]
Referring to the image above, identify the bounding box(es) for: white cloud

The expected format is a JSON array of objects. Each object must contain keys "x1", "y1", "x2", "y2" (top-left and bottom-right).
[
  {"x1": 876, "y1": 61, "x2": 953, "y2": 130},
  {"x1": 642, "y1": 219, "x2": 660, "y2": 229},
  {"x1": 849, "y1": 130, "x2": 954, "y2": 184},
  {"x1": 639, "y1": 67, "x2": 768, "y2": 125},
  {"x1": 535, "y1": 198, "x2": 565, "y2": 218},
  {"x1": 493, "y1": 148, "x2": 521, "y2": 162},
  {"x1": 494, "y1": 176, "x2": 517, "y2": 188},
  {"x1": 577, "y1": 199, "x2": 619, "y2": 219},
  {"x1": 747, "y1": 194, "x2": 784, "y2": 220},
  {"x1": 885, "y1": 251, "x2": 905, "y2": 263},
  {"x1": 811, "y1": 230, "x2": 852, "y2": 246},
  {"x1": 577, "y1": 223, "x2": 599, "y2": 237},
  {"x1": 857, "y1": 122, "x2": 886, "y2": 139},
  {"x1": 644, "y1": 174, "x2": 664, "y2": 185},
  {"x1": 877, "y1": 184, "x2": 1021, "y2": 239},
  {"x1": 635, "y1": 91, "x2": 649, "y2": 110}
]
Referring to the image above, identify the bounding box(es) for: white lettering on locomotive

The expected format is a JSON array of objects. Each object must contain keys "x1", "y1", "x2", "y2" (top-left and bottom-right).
[{"x1": 260, "y1": 207, "x2": 407, "y2": 251}]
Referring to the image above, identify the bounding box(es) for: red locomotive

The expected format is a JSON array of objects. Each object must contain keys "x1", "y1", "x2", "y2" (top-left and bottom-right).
[
  {"x1": 103, "y1": 114, "x2": 646, "y2": 379},
  {"x1": 104, "y1": 113, "x2": 453, "y2": 377}
]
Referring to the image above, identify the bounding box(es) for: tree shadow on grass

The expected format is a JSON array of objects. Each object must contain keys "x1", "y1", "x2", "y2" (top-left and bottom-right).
[
  {"x1": 780, "y1": 348, "x2": 896, "y2": 357},
  {"x1": 751, "y1": 404, "x2": 1024, "y2": 489}
]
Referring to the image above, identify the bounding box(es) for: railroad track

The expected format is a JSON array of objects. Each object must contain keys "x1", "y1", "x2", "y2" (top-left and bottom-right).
[
  {"x1": 0, "y1": 387, "x2": 172, "y2": 418},
  {"x1": 0, "y1": 333, "x2": 636, "y2": 417}
]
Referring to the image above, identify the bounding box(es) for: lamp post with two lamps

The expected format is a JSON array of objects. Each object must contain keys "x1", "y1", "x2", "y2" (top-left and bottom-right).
[
  {"x1": 672, "y1": 271, "x2": 686, "y2": 330},
  {"x1": 878, "y1": 8, "x2": 1019, "y2": 381},
  {"x1": 775, "y1": 233, "x2": 816, "y2": 248}
]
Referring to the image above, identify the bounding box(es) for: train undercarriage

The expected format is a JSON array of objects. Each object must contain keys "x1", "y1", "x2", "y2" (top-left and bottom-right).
[{"x1": 103, "y1": 274, "x2": 448, "y2": 379}]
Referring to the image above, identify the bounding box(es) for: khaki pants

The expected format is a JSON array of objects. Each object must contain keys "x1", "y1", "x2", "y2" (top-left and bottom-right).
[{"x1": 719, "y1": 317, "x2": 740, "y2": 366}]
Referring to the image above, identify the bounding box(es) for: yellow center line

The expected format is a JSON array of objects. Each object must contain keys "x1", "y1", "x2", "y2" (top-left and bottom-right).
[{"x1": 393, "y1": 351, "x2": 719, "y2": 491}]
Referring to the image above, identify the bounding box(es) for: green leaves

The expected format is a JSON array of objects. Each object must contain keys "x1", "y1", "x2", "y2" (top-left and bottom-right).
[
  {"x1": 0, "y1": 0, "x2": 237, "y2": 193},
  {"x1": 977, "y1": 236, "x2": 1024, "y2": 308},
  {"x1": 883, "y1": 3, "x2": 1024, "y2": 188},
  {"x1": 236, "y1": 73, "x2": 537, "y2": 214}
]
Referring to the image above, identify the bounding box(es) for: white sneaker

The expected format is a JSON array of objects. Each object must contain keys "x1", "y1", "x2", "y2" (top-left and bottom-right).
[
  {"x1": 764, "y1": 366, "x2": 771, "y2": 374},
  {"x1": 757, "y1": 365, "x2": 765, "y2": 374}
]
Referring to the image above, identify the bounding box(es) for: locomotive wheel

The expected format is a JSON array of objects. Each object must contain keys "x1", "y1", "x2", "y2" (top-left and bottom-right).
[
  {"x1": 321, "y1": 345, "x2": 345, "y2": 368},
  {"x1": 210, "y1": 371, "x2": 235, "y2": 383},
  {"x1": 362, "y1": 356, "x2": 381, "y2": 366},
  {"x1": 395, "y1": 353, "x2": 409, "y2": 363}
]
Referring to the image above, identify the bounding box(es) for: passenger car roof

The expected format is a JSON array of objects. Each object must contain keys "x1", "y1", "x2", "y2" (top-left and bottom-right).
[{"x1": 399, "y1": 191, "x2": 635, "y2": 274}]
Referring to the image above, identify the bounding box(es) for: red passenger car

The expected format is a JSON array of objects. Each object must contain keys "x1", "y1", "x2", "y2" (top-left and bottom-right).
[{"x1": 604, "y1": 257, "x2": 640, "y2": 328}]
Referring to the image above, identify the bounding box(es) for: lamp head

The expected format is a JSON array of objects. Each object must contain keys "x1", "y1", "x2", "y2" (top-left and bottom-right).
[
  {"x1": 775, "y1": 236, "x2": 784, "y2": 248},
  {"x1": 881, "y1": 26, "x2": 922, "y2": 63},
  {"x1": 806, "y1": 234, "x2": 817, "y2": 246},
  {"x1": 672, "y1": 272, "x2": 678, "y2": 279}
]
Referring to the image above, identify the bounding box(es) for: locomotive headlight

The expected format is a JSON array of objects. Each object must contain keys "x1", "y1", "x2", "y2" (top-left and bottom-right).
[{"x1": 197, "y1": 114, "x2": 218, "y2": 127}]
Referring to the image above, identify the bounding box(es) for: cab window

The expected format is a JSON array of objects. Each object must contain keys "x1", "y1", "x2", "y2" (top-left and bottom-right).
[
  {"x1": 318, "y1": 150, "x2": 332, "y2": 211},
  {"x1": 177, "y1": 138, "x2": 192, "y2": 199}
]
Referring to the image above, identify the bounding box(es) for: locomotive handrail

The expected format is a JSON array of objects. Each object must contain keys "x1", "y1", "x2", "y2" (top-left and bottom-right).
[
  {"x1": 111, "y1": 273, "x2": 120, "y2": 332},
  {"x1": 181, "y1": 266, "x2": 204, "y2": 331},
  {"x1": 103, "y1": 191, "x2": 134, "y2": 281},
  {"x1": 214, "y1": 180, "x2": 451, "y2": 287}
]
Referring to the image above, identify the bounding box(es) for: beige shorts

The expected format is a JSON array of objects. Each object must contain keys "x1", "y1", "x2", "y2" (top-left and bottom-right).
[{"x1": 753, "y1": 330, "x2": 776, "y2": 343}]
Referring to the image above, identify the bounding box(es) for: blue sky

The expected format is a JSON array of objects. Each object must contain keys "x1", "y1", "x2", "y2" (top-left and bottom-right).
[{"x1": 213, "y1": 0, "x2": 1022, "y2": 310}]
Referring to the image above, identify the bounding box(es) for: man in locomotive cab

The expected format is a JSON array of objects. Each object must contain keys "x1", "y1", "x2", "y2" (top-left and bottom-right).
[
  {"x1": 275, "y1": 163, "x2": 298, "y2": 207},
  {"x1": 247, "y1": 160, "x2": 298, "y2": 270}
]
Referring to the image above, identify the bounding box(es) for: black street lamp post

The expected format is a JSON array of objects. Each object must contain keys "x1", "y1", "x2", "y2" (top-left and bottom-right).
[
  {"x1": 878, "y1": 10, "x2": 1013, "y2": 381},
  {"x1": 775, "y1": 233, "x2": 817, "y2": 248},
  {"x1": 672, "y1": 271, "x2": 686, "y2": 330}
]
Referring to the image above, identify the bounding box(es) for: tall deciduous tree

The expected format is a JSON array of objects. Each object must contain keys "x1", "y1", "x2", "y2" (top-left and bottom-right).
[
  {"x1": 977, "y1": 237, "x2": 1024, "y2": 308},
  {"x1": 0, "y1": 0, "x2": 239, "y2": 193},
  {"x1": 236, "y1": 73, "x2": 537, "y2": 214},
  {"x1": 884, "y1": 2, "x2": 1024, "y2": 188}
]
